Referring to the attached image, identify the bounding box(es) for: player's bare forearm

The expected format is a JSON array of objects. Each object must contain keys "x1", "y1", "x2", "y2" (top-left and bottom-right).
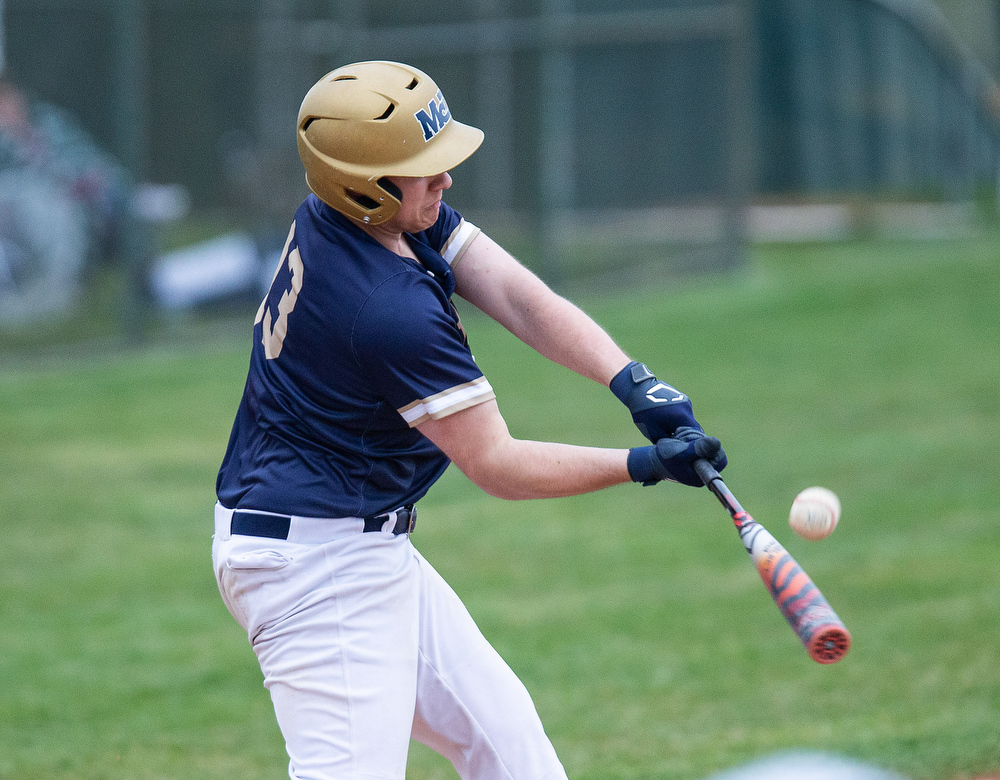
[
  {"x1": 466, "y1": 438, "x2": 630, "y2": 500},
  {"x1": 454, "y1": 232, "x2": 630, "y2": 386},
  {"x1": 417, "y1": 399, "x2": 631, "y2": 500}
]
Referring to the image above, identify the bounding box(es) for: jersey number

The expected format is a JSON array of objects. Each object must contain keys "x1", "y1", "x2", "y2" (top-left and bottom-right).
[{"x1": 255, "y1": 222, "x2": 303, "y2": 360}]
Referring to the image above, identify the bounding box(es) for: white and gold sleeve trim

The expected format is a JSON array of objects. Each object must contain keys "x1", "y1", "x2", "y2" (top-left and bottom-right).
[
  {"x1": 397, "y1": 376, "x2": 495, "y2": 427},
  {"x1": 440, "y1": 219, "x2": 481, "y2": 268}
]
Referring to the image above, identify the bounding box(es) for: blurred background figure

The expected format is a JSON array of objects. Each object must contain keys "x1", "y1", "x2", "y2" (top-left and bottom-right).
[{"x1": 0, "y1": 72, "x2": 132, "y2": 325}]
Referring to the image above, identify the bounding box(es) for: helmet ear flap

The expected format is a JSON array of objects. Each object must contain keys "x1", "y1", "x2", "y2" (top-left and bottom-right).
[
  {"x1": 342, "y1": 178, "x2": 402, "y2": 223},
  {"x1": 307, "y1": 165, "x2": 402, "y2": 224}
]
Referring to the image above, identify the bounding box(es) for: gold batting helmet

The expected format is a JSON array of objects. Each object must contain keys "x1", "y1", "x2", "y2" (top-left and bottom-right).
[{"x1": 296, "y1": 60, "x2": 484, "y2": 225}]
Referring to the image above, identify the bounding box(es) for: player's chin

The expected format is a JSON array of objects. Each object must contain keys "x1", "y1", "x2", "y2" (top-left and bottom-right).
[{"x1": 413, "y1": 203, "x2": 441, "y2": 231}]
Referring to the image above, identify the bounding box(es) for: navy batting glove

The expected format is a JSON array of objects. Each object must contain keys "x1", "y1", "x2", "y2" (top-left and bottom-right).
[
  {"x1": 610, "y1": 361, "x2": 702, "y2": 443},
  {"x1": 627, "y1": 428, "x2": 726, "y2": 487},
  {"x1": 684, "y1": 427, "x2": 727, "y2": 474}
]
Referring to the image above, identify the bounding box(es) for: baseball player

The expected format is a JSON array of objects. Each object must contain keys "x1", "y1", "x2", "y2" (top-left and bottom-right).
[{"x1": 213, "y1": 60, "x2": 726, "y2": 780}]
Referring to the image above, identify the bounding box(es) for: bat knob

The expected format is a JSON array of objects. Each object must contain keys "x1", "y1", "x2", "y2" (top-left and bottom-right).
[
  {"x1": 807, "y1": 626, "x2": 852, "y2": 664},
  {"x1": 694, "y1": 436, "x2": 722, "y2": 459}
]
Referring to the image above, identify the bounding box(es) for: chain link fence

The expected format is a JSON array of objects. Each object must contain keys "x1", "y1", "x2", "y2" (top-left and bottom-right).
[{"x1": 0, "y1": 0, "x2": 997, "y2": 343}]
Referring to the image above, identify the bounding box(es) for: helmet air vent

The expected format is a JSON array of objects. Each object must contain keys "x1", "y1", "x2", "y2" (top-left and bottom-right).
[
  {"x1": 347, "y1": 190, "x2": 380, "y2": 210},
  {"x1": 377, "y1": 177, "x2": 402, "y2": 200},
  {"x1": 405, "y1": 77, "x2": 419, "y2": 90},
  {"x1": 374, "y1": 104, "x2": 395, "y2": 121}
]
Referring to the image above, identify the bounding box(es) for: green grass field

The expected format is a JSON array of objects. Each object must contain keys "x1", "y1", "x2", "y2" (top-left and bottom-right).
[{"x1": 0, "y1": 232, "x2": 997, "y2": 780}]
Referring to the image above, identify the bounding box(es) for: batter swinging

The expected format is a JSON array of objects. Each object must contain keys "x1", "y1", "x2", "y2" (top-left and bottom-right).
[{"x1": 213, "y1": 61, "x2": 726, "y2": 780}]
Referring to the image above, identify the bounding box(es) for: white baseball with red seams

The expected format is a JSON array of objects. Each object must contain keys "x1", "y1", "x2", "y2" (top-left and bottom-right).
[{"x1": 789, "y1": 486, "x2": 841, "y2": 541}]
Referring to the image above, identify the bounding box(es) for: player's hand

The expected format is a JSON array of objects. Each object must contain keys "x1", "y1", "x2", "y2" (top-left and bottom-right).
[
  {"x1": 627, "y1": 427, "x2": 727, "y2": 487},
  {"x1": 610, "y1": 361, "x2": 702, "y2": 442}
]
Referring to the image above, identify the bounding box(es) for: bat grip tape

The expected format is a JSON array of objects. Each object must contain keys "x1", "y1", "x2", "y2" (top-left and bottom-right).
[{"x1": 694, "y1": 458, "x2": 721, "y2": 486}]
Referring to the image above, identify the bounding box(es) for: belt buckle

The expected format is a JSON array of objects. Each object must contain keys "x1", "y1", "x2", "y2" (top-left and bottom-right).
[{"x1": 375, "y1": 505, "x2": 416, "y2": 535}]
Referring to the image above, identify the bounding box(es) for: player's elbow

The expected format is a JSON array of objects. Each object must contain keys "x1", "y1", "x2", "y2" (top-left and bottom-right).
[
  {"x1": 450, "y1": 438, "x2": 545, "y2": 501},
  {"x1": 455, "y1": 456, "x2": 538, "y2": 501},
  {"x1": 477, "y1": 478, "x2": 538, "y2": 501}
]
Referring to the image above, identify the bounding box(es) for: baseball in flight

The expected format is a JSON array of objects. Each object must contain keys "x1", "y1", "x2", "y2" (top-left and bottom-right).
[{"x1": 789, "y1": 486, "x2": 841, "y2": 541}]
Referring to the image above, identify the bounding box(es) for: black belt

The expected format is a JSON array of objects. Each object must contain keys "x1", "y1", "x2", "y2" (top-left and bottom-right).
[{"x1": 230, "y1": 505, "x2": 416, "y2": 540}]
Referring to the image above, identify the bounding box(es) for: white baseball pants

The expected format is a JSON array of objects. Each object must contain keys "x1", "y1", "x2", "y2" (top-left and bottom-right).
[{"x1": 212, "y1": 503, "x2": 569, "y2": 780}]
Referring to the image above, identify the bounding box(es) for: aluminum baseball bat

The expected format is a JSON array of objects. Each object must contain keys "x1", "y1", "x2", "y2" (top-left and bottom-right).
[{"x1": 694, "y1": 455, "x2": 852, "y2": 664}]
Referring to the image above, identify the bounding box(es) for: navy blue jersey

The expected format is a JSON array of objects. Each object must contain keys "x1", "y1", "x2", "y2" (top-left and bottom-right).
[{"x1": 216, "y1": 194, "x2": 493, "y2": 518}]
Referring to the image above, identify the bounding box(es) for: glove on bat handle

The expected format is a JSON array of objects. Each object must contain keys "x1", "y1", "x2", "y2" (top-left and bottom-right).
[{"x1": 693, "y1": 452, "x2": 852, "y2": 664}]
